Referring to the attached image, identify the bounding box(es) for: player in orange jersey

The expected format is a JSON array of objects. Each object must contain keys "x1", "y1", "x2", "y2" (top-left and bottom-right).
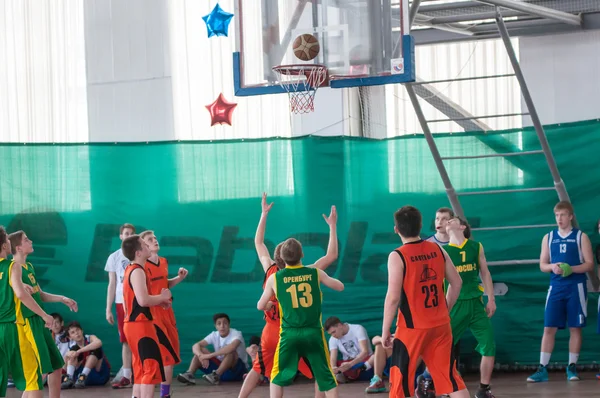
[
  {"x1": 121, "y1": 235, "x2": 172, "y2": 398},
  {"x1": 381, "y1": 206, "x2": 470, "y2": 398},
  {"x1": 238, "y1": 193, "x2": 338, "y2": 398},
  {"x1": 139, "y1": 230, "x2": 188, "y2": 398}
]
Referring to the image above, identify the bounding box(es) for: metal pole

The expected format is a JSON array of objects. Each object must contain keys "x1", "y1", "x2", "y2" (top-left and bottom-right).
[
  {"x1": 405, "y1": 85, "x2": 465, "y2": 218},
  {"x1": 495, "y1": 8, "x2": 572, "y2": 207},
  {"x1": 482, "y1": 0, "x2": 581, "y2": 26},
  {"x1": 409, "y1": 0, "x2": 422, "y2": 28}
]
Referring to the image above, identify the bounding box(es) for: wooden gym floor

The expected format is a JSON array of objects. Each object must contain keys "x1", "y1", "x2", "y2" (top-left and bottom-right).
[{"x1": 6, "y1": 372, "x2": 600, "y2": 397}]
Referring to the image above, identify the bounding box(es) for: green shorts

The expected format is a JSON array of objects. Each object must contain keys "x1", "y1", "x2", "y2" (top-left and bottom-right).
[
  {"x1": 0, "y1": 322, "x2": 43, "y2": 396},
  {"x1": 271, "y1": 327, "x2": 337, "y2": 392},
  {"x1": 23, "y1": 316, "x2": 65, "y2": 374},
  {"x1": 450, "y1": 297, "x2": 496, "y2": 357}
]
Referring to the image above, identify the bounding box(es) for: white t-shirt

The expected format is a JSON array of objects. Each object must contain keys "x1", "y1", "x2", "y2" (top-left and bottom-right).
[
  {"x1": 203, "y1": 328, "x2": 248, "y2": 366},
  {"x1": 104, "y1": 248, "x2": 130, "y2": 304},
  {"x1": 328, "y1": 323, "x2": 373, "y2": 361},
  {"x1": 54, "y1": 332, "x2": 70, "y2": 357}
]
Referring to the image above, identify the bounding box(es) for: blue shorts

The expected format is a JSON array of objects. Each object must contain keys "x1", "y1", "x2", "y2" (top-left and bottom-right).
[
  {"x1": 75, "y1": 359, "x2": 110, "y2": 386},
  {"x1": 202, "y1": 357, "x2": 247, "y2": 381},
  {"x1": 545, "y1": 282, "x2": 587, "y2": 329}
]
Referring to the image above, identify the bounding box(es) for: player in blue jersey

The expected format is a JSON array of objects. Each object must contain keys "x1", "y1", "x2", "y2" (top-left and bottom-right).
[
  {"x1": 425, "y1": 207, "x2": 453, "y2": 245},
  {"x1": 527, "y1": 201, "x2": 594, "y2": 383}
]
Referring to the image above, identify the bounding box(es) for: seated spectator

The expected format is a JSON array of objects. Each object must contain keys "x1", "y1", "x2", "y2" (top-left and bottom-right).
[
  {"x1": 177, "y1": 313, "x2": 248, "y2": 385},
  {"x1": 50, "y1": 313, "x2": 70, "y2": 357},
  {"x1": 325, "y1": 316, "x2": 374, "y2": 383},
  {"x1": 364, "y1": 335, "x2": 393, "y2": 394},
  {"x1": 60, "y1": 321, "x2": 111, "y2": 389}
]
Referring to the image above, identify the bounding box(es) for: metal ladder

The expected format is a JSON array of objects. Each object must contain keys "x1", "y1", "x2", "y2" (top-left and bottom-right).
[{"x1": 404, "y1": 8, "x2": 576, "y2": 268}]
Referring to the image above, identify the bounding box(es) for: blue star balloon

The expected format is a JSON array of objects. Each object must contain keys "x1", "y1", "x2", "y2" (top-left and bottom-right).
[{"x1": 202, "y1": 3, "x2": 234, "y2": 38}]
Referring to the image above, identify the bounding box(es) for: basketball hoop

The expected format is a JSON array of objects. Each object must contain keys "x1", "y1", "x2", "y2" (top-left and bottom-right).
[{"x1": 272, "y1": 64, "x2": 328, "y2": 114}]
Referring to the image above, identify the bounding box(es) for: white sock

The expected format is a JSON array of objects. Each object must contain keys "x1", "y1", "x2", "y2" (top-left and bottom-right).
[
  {"x1": 123, "y1": 368, "x2": 132, "y2": 379},
  {"x1": 82, "y1": 367, "x2": 91, "y2": 376},
  {"x1": 363, "y1": 362, "x2": 372, "y2": 371},
  {"x1": 569, "y1": 352, "x2": 579, "y2": 365},
  {"x1": 540, "y1": 352, "x2": 551, "y2": 366},
  {"x1": 67, "y1": 365, "x2": 75, "y2": 378}
]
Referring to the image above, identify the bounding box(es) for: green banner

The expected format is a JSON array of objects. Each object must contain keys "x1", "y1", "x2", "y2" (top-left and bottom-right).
[{"x1": 1, "y1": 119, "x2": 599, "y2": 372}]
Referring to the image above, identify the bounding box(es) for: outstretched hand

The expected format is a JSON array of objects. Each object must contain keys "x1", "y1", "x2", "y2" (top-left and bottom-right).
[
  {"x1": 261, "y1": 192, "x2": 274, "y2": 214},
  {"x1": 322, "y1": 205, "x2": 337, "y2": 226}
]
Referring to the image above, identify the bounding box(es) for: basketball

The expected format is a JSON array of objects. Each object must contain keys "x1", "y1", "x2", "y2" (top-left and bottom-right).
[{"x1": 293, "y1": 34, "x2": 320, "y2": 61}]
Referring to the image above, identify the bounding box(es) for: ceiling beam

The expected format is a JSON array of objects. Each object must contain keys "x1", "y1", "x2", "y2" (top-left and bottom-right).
[
  {"x1": 475, "y1": 0, "x2": 581, "y2": 26},
  {"x1": 427, "y1": 9, "x2": 526, "y2": 24}
]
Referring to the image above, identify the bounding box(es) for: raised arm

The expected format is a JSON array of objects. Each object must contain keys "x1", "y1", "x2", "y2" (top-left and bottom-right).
[
  {"x1": 9, "y1": 263, "x2": 53, "y2": 327},
  {"x1": 130, "y1": 268, "x2": 171, "y2": 307},
  {"x1": 478, "y1": 243, "x2": 496, "y2": 317},
  {"x1": 168, "y1": 267, "x2": 189, "y2": 288},
  {"x1": 317, "y1": 268, "x2": 344, "y2": 291},
  {"x1": 312, "y1": 206, "x2": 338, "y2": 271},
  {"x1": 257, "y1": 274, "x2": 276, "y2": 310},
  {"x1": 381, "y1": 251, "x2": 403, "y2": 349},
  {"x1": 442, "y1": 247, "x2": 462, "y2": 312},
  {"x1": 255, "y1": 193, "x2": 275, "y2": 272}
]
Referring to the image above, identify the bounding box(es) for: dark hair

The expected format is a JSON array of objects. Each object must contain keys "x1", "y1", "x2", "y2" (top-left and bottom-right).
[
  {"x1": 394, "y1": 206, "x2": 422, "y2": 238},
  {"x1": 120, "y1": 223, "x2": 136, "y2": 234},
  {"x1": 8, "y1": 231, "x2": 25, "y2": 255},
  {"x1": 66, "y1": 321, "x2": 83, "y2": 333},
  {"x1": 121, "y1": 235, "x2": 142, "y2": 261},
  {"x1": 280, "y1": 238, "x2": 303, "y2": 265},
  {"x1": 213, "y1": 313, "x2": 230, "y2": 324},
  {"x1": 324, "y1": 316, "x2": 342, "y2": 331},
  {"x1": 51, "y1": 312, "x2": 64, "y2": 322},
  {"x1": 274, "y1": 243, "x2": 285, "y2": 269},
  {"x1": 436, "y1": 207, "x2": 454, "y2": 217},
  {"x1": 0, "y1": 226, "x2": 7, "y2": 250},
  {"x1": 456, "y1": 217, "x2": 472, "y2": 239},
  {"x1": 249, "y1": 335, "x2": 261, "y2": 346}
]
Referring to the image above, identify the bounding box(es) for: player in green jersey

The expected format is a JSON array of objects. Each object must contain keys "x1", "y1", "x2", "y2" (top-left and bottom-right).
[
  {"x1": 9, "y1": 230, "x2": 78, "y2": 398},
  {"x1": 0, "y1": 225, "x2": 54, "y2": 398},
  {"x1": 257, "y1": 238, "x2": 344, "y2": 398},
  {"x1": 423, "y1": 216, "x2": 497, "y2": 398}
]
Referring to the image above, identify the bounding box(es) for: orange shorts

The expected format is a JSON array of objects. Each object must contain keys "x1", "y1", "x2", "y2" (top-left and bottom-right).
[
  {"x1": 252, "y1": 322, "x2": 313, "y2": 380},
  {"x1": 389, "y1": 323, "x2": 465, "y2": 397},
  {"x1": 153, "y1": 312, "x2": 180, "y2": 366},
  {"x1": 123, "y1": 321, "x2": 165, "y2": 385}
]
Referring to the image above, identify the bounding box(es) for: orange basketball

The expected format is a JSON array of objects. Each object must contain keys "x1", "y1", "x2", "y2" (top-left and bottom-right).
[{"x1": 293, "y1": 34, "x2": 320, "y2": 61}]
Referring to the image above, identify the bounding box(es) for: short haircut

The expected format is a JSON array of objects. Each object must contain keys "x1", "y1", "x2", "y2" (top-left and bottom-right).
[
  {"x1": 120, "y1": 223, "x2": 136, "y2": 234},
  {"x1": 0, "y1": 226, "x2": 7, "y2": 249},
  {"x1": 274, "y1": 243, "x2": 285, "y2": 269},
  {"x1": 8, "y1": 231, "x2": 25, "y2": 255},
  {"x1": 324, "y1": 316, "x2": 342, "y2": 331},
  {"x1": 456, "y1": 217, "x2": 472, "y2": 239},
  {"x1": 139, "y1": 230, "x2": 154, "y2": 240},
  {"x1": 394, "y1": 206, "x2": 422, "y2": 238},
  {"x1": 280, "y1": 238, "x2": 303, "y2": 265},
  {"x1": 213, "y1": 313, "x2": 230, "y2": 324},
  {"x1": 51, "y1": 312, "x2": 64, "y2": 323},
  {"x1": 554, "y1": 201, "x2": 574, "y2": 215},
  {"x1": 66, "y1": 321, "x2": 82, "y2": 333},
  {"x1": 436, "y1": 207, "x2": 454, "y2": 217},
  {"x1": 121, "y1": 235, "x2": 142, "y2": 261}
]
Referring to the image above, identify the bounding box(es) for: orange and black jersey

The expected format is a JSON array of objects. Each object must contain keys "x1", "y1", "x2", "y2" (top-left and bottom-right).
[
  {"x1": 262, "y1": 264, "x2": 280, "y2": 324},
  {"x1": 123, "y1": 263, "x2": 153, "y2": 323},
  {"x1": 394, "y1": 240, "x2": 450, "y2": 330},
  {"x1": 145, "y1": 257, "x2": 169, "y2": 295}
]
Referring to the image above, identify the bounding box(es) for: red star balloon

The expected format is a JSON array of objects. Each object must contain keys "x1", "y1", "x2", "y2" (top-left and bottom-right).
[{"x1": 206, "y1": 93, "x2": 237, "y2": 126}]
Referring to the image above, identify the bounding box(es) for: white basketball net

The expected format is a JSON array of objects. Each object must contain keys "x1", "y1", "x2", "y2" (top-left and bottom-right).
[{"x1": 272, "y1": 65, "x2": 328, "y2": 114}]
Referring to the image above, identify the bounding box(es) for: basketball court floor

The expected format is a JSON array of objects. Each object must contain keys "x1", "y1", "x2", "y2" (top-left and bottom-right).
[{"x1": 5, "y1": 372, "x2": 600, "y2": 397}]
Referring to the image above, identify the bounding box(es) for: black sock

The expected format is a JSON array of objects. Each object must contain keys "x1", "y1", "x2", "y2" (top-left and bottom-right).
[{"x1": 479, "y1": 383, "x2": 490, "y2": 390}]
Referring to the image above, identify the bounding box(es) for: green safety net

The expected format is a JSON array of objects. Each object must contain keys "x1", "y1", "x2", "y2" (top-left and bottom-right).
[{"x1": 1, "y1": 119, "x2": 599, "y2": 373}]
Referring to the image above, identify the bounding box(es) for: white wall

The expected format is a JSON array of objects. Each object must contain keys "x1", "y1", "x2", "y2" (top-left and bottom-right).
[
  {"x1": 519, "y1": 30, "x2": 600, "y2": 126},
  {"x1": 84, "y1": 0, "x2": 174, "y2": 142}
]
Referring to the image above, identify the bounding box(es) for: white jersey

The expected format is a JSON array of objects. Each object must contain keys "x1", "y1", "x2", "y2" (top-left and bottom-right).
[
  {"x1": 328, "y1": 323, "x2": 373, "y2": 360},
  {"x1": 426, "y1": 234, "x2": 449, "y2": 245},
  {"x1": 203, "y1": 328, "x2": 248, "y2": 366},
  {"x1": 104, "y1": 248, "x2": 130, "y2": 304}
]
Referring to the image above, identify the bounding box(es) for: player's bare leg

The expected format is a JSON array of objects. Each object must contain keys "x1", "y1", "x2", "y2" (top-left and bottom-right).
[
  {"x1": 140, "y1": 383, "x2": 155, "y2": 398},
  {"x1": 365, "y1": 336, "x2": 388, "y2": 393},
  {"x1": 480, "y1": 356, "x2": 494, "y2": 385},
  {"x1": 161, "y1": 365, "x2": 173, "y2": 397},
  {"x1": 323, "y1": 386, "x2": 339, "y2": 398},
  {"x1": 567, "y1": 327, "x2": 582, "y2": 380},
  {"x1": 47, "y1": 368, "x2": 62, "y2": 398},
  {"x1": 239, "y1": 369, "x2": 262, "y2": 398},
  {"x1": 270, "y1": 383, "x2": 284, "y2": 398},
  {"x1": 449, "y1": 389, "x2": 470, "y2": 398}
]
